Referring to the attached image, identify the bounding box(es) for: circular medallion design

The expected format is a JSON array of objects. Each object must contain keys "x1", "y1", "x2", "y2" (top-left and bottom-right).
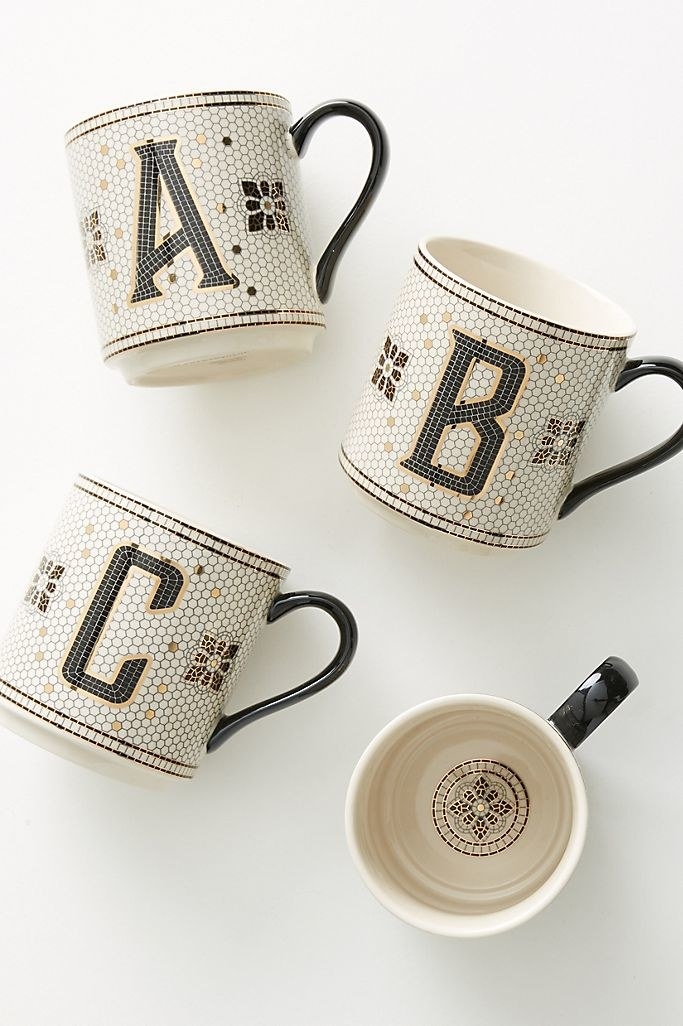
[{"x1": 432, "y1": 759, "x2": 529, "y2": 857}]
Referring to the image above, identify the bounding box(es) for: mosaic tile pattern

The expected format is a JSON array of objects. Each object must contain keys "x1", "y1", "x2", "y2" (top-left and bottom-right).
[
  {"x1": 0, "y1": 477, "x2": 289, "y2": 778},
  {"x1": 340, "y1": 244, "x2": 633, "y2": 548},
  {"x1": 65, "y1": 91, "x2": 324, "y2": 363},
  {"x1": 432, "y1": 759, "x2": 529, "y2": 856}
]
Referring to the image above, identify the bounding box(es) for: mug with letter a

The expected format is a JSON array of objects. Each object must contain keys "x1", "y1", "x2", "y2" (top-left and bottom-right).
[
  {"x1": 346, "y1": 657, "x2": 638, "y2": 936},
  {"x1": 65, "y1": 91, "x2": 387, "y2": 385},
  {"x1": 0, "y1": 476, "x2": 357, "y2": 784},
  {"x1": 340, "y1": 237, "x2": 683, "y2": 549}
]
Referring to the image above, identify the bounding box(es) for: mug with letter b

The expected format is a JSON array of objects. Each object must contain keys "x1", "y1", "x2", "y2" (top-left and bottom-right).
[
  {"x1": 341, "y1": 237, "x2": 683, "y2": 549},
  {"x1": 66, "y1": 91, "x2": 387, "y2": 385},
  {"x1": 0, "y1": 476, "x2": 357, "y2": 783}
]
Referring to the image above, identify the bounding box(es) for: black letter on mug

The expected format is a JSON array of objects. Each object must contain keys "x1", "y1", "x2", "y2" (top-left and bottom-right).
[
  {"x1": 129, "y1": 138, "x2": 238, "y2": 304},
  {"x1": 61, "y1": 545, "x2": 186, "y2": 705},
  {"x1": 400, "y1": 328, "x2": 529, "y2": 497}
]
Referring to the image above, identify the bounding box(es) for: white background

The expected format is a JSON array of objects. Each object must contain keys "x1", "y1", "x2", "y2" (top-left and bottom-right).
[{"x1": 1, "y1": 1, "x2": 682, "y2": 1023}]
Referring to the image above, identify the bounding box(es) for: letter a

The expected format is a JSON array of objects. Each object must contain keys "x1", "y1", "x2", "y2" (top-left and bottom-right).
[
  {"x1": 129, "y1": 138, "x2": 238, "y2": 305},
  {"x1": 400, "y1": 327, "x2": 529, "y2": 497}
]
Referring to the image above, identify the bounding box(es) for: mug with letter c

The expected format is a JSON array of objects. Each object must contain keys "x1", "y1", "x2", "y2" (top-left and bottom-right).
[
  {"x1": 346, "y1": 656, "x2": 638, "y2": 937},
  {"x1": 340, "y1": 237, "x2": 683, "y2": 549},
  {"x1": 0, "y1": 475, "x2": 357, "y2": 783},
  {"x1": 66, "y1": 90, "x2": 388, "y2": 386}
]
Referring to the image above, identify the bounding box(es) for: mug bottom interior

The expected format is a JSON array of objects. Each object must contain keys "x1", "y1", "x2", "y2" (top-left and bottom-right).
[
  {"x1": 110, "y1": 323, "x2": 322, "y2": 387},
  {"x1": 0, "y1": 695, "x2": 177, "y2": 790},
  {"x1": 347, "y1": 698, "x2": 584, "y2": 935}
]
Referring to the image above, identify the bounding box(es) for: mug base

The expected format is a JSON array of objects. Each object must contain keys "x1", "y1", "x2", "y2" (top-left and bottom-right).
[
  {"x1": 0, "y1": 695, "x2": 180, "y2": 789},
  {"x1": 108, "y1": 323, "x2": 323, "y2": 387},
  {"x1": 341, "y1": 463, "x2": 519, "y2": 557}
]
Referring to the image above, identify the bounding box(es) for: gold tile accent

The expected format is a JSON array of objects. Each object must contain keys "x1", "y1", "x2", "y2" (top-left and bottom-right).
[
  {"x1": 384, "y1": 442, "x2": 393, "y2": 452},
  {"x1": 100, "y1": 145, "x2": 109, "y2": 155},
  {"x1": 441, "y1": 312, "x2": 451, "y2": 322},
  {"x1": 412, "y1": 390, "x2": 421, "y2": 401},
  {"x1": 400, "y1": 483, "x2": 410, "y2": 493},
  {"x1": 66, "y1": 599, "x2": 75, "y2": 609},
  {"x1": 211, "y1": 588, "x2": 221, "y2": 599},
  {"x1": 110, "y1": 269, "x2": 118, "y2": 280},
  {"x1": 145, "y1": 709, "x2": 155, "y2": 720},
  {"x1": 462, "y1": 511, "x2": 473, "y2": 520},
  {"x1": 168, "y1": 642, "x2": 178, "y2": 653},
  {"x1": 423, "y1": 339, "x2": 433, "y2": 350},
  {"x1": 514, "y1": 431, "x2": 524, "y2": 439},
  {"x1": 555, "y1": 374, "x2": 565, "y2": 384},
  {"x1": 38, "y1": 626, "x2": 47, "y2": 637},
  {"x1": 81, "y1": 548, "x2": 90, "y2": 558},
  {"x1": 100, "y1": 179, "x2": 108, "y2": 190},
  {"x1": 419, "y1": 314, "x2": 429, "y2": 324},
  {"x1": 387, "y1": 417, "x2": 395, "y2": 427},
  {"x1": 196, "y1": 134, "x2": 206, "y2": 144},
  {"x1": 116, "y1": 159, "x2": 125, "y2": 169},
  {"x1": 43, "y1": 682, "x2": 54, "y2": 694},
  {"x1": 494, "y1": 496, "x2": 504, "y2": 505},
  {"x1": 85, "y1": 524, "x2": 94, "y2": 534},
  {"x1": 118, "y1": 519, "x2": 129, "y2": 530},
  {"x1": 217, "y1": 203, "x2": 226, "y2": 213},
  {"x1": 112, "y1": 721, "x2": 122, "y2": 732},
  {"x1": 194, "y1": 565, "x2": 204, "y2": 576},
  {"x1": 537, "y1": 353, "x2": 547, "y2": 365},
  {"x1": 35, "y1": 652, "x2": 44, "y2": 662},
  {"x1": 114, "y1": 227, "x2": 123, "y2": 239},
  {"x1": 192, "y1": 158, "x2": 202, "y2": 168},
  {"x1": 505, "y1": 471, "x2": 515, "y2": 480},
  {"x1": 157, "y1": 684, "x2": 168, "y2": 694}
]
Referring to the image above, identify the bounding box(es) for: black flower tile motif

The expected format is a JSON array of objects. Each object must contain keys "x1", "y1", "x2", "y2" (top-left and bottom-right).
[
  {"x1": 25, "y1": 557, "x2": 66, "y2": 614},
  {"x1": 449, "y1": 773, "x2": 514, "y2": 841},
  {"x1": 183, "y1": 633, "x2": 240, "y2": 692},
  {"x1": 81, "y1": 209, "x2": 107, "y2": 265},
  {"x1": 241, "y1": 179, "x2": 290, "y2": 232},
  {"x1": 532, "y1": 417, "x2": 585, "y2": 467},
  {"x1": 371, "y1": 336, "x2": 409, "y2": 401}
]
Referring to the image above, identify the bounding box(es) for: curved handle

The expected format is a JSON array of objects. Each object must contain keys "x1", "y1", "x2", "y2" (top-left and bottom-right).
[
  {"x1": 206, "y1": 591, "x2": 358, "y2": 751},
  {"x1": 559, "y1": 356, "x2": 683, "y2": 518},
  {"x1": 548, "y1": 656, "x2": 638, "y2": 749},
  {"x1": 290, "y1": 99, "x2": 389, "y2": 303}
]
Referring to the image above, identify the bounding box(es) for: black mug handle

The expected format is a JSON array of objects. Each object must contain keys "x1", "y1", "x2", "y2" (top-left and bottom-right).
[
  {"x1": 206, "y1": 591, "x2": 358, "y2": 752},
  {"x1": 559, "y1": 356, "x2": 683, "y2": 518},
  {"x1": 548, "y1": 656, "x2": 638, "y2": 749},
  {"x1": 290, "y1": 99, "x2": 389, "y2": 303}
]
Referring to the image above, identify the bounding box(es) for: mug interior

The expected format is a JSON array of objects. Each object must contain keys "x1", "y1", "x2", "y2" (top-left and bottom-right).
[
  {"x1": 425, "y1": 237, "x2": 636, "y2": 338},
  {"x1": 346, "y1": 696, "x2": 587, "y2": 936}
]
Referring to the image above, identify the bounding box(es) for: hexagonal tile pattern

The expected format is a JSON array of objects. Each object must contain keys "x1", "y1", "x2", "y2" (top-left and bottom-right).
[
  {"x1": 65, "y1": 91, "x2": 324, "y2": 363},
  {"x1": 340, "y1": 244, "x2": 633, "y2": 549},
  {"x1": 0, "y1": 476, "x2": 289, "y2": 778}
]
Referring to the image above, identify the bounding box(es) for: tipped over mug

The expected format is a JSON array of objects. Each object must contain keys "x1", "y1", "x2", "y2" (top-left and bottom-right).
[
  {"x1": 66, "y1": 90, "x2": 388, "y2": 385},
  {"x1": 0, "y1": 475, "x2": 357, "y2": 784},
  {"x1": 340, "y1": 237, "x2": 683, "y2": 549}
]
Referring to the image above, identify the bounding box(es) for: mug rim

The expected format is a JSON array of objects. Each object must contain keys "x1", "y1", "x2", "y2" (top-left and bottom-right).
[
  {"x1": 76, "y1": 473, "x2": 290, "y2": 580},
  {"x1": 345, "y1": 693, "x2": 588, "y2": 938},
  {"x1": 65, "y1": 89, "x2": 292, "y2": 144},
  {"x1": 418, "y1": 236, "x2": 637, "y2": 342}
]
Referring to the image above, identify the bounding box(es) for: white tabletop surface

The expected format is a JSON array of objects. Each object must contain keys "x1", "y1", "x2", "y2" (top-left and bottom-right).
[{"x1": 1, "y1": 1, "x2": 682, "y2": 1023}]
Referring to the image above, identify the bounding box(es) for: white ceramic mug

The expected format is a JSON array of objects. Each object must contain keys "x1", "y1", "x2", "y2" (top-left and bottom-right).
[
  {"x1": 341, "y1": 237, "x2": 683, "y2": 549},
  {"x1": 0, "y1": 475, "x2": 357, "y2": 784},
  {"x1": 346, "y1": 657, "x2": 637, "y2": 936},
  {"x1": 66, "y1": 91, "x2": 387, "y2": 385}
]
